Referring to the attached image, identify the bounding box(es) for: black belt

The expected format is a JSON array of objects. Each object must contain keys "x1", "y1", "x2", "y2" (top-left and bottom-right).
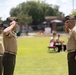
[
  {"x1": 0, "y1": 53, "x2": 3, "y2": 56},
  {"x1": 68, "y1": 49, "x2": 76, "y2": 53},
  {"x1": 5, "y1": 51, "x2": 16, "y2": 55}
]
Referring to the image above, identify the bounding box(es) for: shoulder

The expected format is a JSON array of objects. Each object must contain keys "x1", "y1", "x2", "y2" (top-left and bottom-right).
[
  {"x1": 71, "y1": 27, "x2": 76, "y2": 36},
  {"x1": 72, "y1": 27, "x2": 76, "y2": 33}
]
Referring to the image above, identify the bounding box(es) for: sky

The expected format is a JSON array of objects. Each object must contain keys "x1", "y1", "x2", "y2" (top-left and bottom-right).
[{"x1": 0, "y1": 0, "x2": 76, "y2": 20}]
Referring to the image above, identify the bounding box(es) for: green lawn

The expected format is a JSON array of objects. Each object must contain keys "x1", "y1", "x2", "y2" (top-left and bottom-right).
[{"x1": 14, "y1": 36, "x2": 68, "y2": 75}]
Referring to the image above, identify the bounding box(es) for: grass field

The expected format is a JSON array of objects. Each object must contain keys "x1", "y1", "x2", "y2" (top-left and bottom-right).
[{"x1": 14, "y1": 36, "x2": 68, "y2": 75}]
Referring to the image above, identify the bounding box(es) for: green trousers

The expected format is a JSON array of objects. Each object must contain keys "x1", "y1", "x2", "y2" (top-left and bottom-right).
[
  {"x1": 68, "y1": 51, "x2": 76, "y2": 75},
  {"x1": 2, "y1": 53, "x2": 16, "y2": 75},
  {"x1": 0, "y1": 56, "x2": 3, "y2": 75}
]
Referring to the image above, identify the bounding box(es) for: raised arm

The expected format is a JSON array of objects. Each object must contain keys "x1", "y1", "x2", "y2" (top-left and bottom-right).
[{"x1": 3, "y1": 21, "x2": 17, "y2": 35}]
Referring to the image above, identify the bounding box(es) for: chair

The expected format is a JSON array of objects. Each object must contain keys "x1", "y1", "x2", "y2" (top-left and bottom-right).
[{"x1": 48, "y1": 42, "x2": 56, "y2": 52}]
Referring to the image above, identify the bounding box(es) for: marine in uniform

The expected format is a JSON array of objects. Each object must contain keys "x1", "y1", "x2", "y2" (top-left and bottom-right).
[
  {"x1": 0, "y1": 41, "x2": 4, "y2": 75},
  {"x1": 0, "y1": 23, "x2": 4, "y2": 75},
  {"x1": 2, "y1": 17, "x2": 18, "y2": 75},
  {"x1": 64, "y1": 19, "x2": 76, "y2": 75}
]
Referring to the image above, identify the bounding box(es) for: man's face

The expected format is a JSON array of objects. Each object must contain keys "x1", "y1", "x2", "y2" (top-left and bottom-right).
[
  {"x1": 13, "y1": 24, "x2": 18, "y2": 31},
  {"x1": 64, "y1": 21, "x2": 69, "y2": 33},
  {"x1": 64, "y1": 20, "x2": 75, "y2": 33}
]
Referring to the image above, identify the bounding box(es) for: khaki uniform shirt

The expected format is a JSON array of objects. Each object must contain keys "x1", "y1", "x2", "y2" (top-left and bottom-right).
[
  {"x1": 0, "y1": 37, "x2": 4, "y2": 55},
  {"x1": 67, "y1": 26, "x2": 76, "y2": 52},
  {"x1": 3, "y1": 31, "x2": 17, "y2": 54}
]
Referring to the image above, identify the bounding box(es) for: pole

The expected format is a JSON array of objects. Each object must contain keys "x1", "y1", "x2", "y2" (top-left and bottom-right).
[{"x1": 72, "y1": 0, "x2": 74, "y2": 12}]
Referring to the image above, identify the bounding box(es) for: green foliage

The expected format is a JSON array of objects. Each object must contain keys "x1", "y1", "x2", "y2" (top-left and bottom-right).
[
  {"x1": 0, "y1": 18, "x2": 2, "y2": 24},
  {"x1": 72, "y1": 10, "x2": 76, "y2": 15},
  {"x1": 14, "y1": 36, "x2": 68, "y2": 75},
  {"x1": 10, "y1": 1, "x2": 64, "y2": 25},
  {"x1": 57, "y1": 25, "x2": 63, "y2": 31},
  {"x1": 17, "y1": 13, "x2": 32, "y2": 25}
]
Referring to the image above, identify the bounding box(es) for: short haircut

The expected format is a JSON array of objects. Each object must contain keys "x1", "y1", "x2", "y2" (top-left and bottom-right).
[
  {"x1": 65, "y1": 20, "x2": 75, "y2": 25},
  {"x1": 6, "y1": 17, "x2": 18, "y2": 23}
]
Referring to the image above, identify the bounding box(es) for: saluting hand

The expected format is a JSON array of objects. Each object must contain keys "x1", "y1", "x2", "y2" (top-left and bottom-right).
[{"x1": 10, "y1": 21, "x2": 17, "y2": 26}]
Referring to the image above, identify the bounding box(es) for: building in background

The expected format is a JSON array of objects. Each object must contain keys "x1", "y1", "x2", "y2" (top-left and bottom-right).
[{"x1": 43, "y1": 16, "x2": 64, "y2": 33}]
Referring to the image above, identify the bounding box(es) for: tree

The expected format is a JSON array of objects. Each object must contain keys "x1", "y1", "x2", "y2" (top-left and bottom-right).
[
  {"x1": 68, "y1": 10, "x2": 76, "y2": 20},
  {"x1": 72, "y1": 10, "x2": 76, "y2": 15},
  {"x1": 17, "y1": 13, "x2": 32, "y2": 25},
  {"x1": 10, "y1": 1, "x2": 64, "y2": 25},
  {"x1": 0, "y1": 17, "x2": 2, "y2": 24}
]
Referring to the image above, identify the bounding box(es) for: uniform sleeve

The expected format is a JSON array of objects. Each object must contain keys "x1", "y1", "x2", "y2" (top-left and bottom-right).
[
  {"x1": 7, "y1": 31, "x2": 15, "y2": 38},
  {"x1": 72, "y1": 30, "x2": 76, "y2": 40}
]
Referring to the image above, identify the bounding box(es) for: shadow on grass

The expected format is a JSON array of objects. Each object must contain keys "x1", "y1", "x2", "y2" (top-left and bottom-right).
[
  {"x1": 48, "y1": 51, "x2": 58, "y2": 53},
  {"x1": 48, "y1": 50, "x2": 66, "y2": 54},
  {"x1": 47, "y1": 48, "x2": 58, "y2": 53}
]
